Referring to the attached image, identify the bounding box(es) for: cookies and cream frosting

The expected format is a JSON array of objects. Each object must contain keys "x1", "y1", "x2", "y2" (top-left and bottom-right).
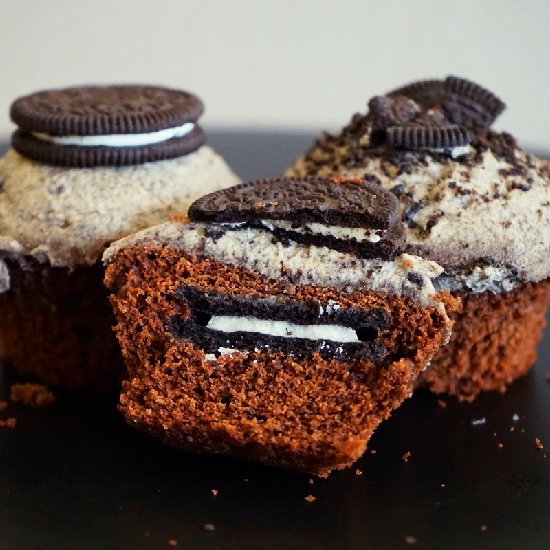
[
  {"x1": 286, "y1": 77, "x2": 550, "y2": 293},
  {"x1": 289, "y1": 145, "x2": 550, "y2": 292},
  {"x1": 103, "y1": 221, "x2": 446, "y2": 310},
  {"x1": 0, "y1": 147, "x2": 240, "y2": 292}
]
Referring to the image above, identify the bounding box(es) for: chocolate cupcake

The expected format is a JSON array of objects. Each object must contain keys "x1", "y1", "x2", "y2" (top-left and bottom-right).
[
  {"x1": 287, "y1": 76, "x2": 550, "y2": 400},
  {"x1": 103, "y1": 178, "x2": 457, "y2": 475},
  {"x1": 0, "y1": 84, "x2": 240, "y2": 389}
]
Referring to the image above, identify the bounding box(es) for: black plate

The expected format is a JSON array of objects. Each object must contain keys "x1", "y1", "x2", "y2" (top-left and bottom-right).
[{"x1": 1, "y1": 133, "x2": 549, "y2": 550}]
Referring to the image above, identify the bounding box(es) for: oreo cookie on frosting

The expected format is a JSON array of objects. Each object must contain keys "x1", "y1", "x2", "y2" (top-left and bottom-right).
[
  {"x1": 10, "y1": 85, "x2": 206, "y2": 167},
  {"x1": 189, "y1": 177, "x2": 406, "y2": 259}
]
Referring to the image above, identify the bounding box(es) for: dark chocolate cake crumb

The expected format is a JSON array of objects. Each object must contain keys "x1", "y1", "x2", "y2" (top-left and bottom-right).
[
  {"x1": 510, "y1": 181, "x2": 530, "y2": 192},
  {"x1": 402, "y1": 451, "x2": 412, "y2": 463},
  {"x1": 390, "y1": 183, "x2": 405, "y2": 196},
  {"x1": 10, "y1": 383, "x2": 55, "y2": 408},
  {"x1": 0, "y1": 418, "x2": 16, "y2": 429},
  {"x1": 535, "y1": 438, "x2": 544, "y2": 450},
  {"x1": 403, "y1": 200, "x2": 426, "y2": 226},
  {"x1": 0, "y1": 401, "x2": 7, "y2": 412},
  {"x1": 355, "y1": 469, "x2": 363, "y2": 476},
  {"x1": 406, "y1": 272, "x2": 423, "y2": 286}
]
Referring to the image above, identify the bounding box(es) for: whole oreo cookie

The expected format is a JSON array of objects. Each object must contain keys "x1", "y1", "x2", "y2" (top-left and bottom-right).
[{"x1": 10, "y1": 85, "x2": 205, "y2": 167}]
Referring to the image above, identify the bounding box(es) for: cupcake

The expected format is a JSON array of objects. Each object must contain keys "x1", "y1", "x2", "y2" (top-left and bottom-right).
[
  {"x1": 287, "y1": 76, "x2": 550, "y2": 400},
  {"x1": 103, "y1": 177, "x2": 457, "y2": 475},
  {"x1": 0, "y1": 84, "x2": 240, "y2": 389}
]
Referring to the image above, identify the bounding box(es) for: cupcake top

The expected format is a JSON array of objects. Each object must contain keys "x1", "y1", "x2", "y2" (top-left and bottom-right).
[
  {"x1": 0, "y1": 84, "x2": 240, "y2": 292},
  {"x1": 288, "y1": 76, "x2": 550, "y2": 293},
  {"x1": 104, "y1": 177, "x2": 448, "y2": 311}
]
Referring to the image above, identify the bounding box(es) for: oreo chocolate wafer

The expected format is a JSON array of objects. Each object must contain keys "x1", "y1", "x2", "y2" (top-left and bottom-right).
[
  {"x1": 10, "y1": 85, "x2": 205, "y2": 167},
  {"x1": 367, "y1": 95, "x2": 421, "y2": 129},
  {"x1": 387, "y1": 124, "x2": 471, "y2": 152},
  {"x1": 386, "y1": 75, "x2": 505, "y2": 135},
  {"x1": 388, "y1": 79, "x2": 444, "y2": 108},
  {"x1": 441, "y1": 76, "x2": 506, "y2": 133},
  {"x1": 189, "y1": 177, "x2": 405, "y2": 259},
  {"x1": 444, "y1": 76, "x2": 505, "y2": 119}
]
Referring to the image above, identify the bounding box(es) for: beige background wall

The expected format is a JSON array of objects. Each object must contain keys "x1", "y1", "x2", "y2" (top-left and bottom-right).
[{"x1": 1, "y1": 0, "x2": 549, "y2": 148}]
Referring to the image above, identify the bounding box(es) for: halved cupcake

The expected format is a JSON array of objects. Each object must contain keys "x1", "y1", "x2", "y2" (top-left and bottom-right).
[{"x1": 104, "y1": 177, "x2": 458, "y2": 474}]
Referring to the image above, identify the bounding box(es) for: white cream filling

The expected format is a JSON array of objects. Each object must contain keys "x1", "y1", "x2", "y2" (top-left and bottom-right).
[
  {"x1": 206, "y1": 315, "x2": 359, "y2": 343},
  {"x1": 31, "y1": 122, "x2": 195, "y2": 148},
  {"x1": 259, "y1": 220, "x2": 384, "y2": 243},
  {"x1": 427, "y1": 144, "x2": 471, "y2": 159}
]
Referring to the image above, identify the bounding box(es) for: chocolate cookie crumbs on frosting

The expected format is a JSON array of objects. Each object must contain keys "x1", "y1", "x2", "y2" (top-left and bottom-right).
[{"x1": 287, "y1": 75, "x2": 550, "y2": 293}]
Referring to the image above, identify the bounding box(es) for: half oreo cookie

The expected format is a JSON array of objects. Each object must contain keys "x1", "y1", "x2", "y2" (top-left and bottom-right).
[
  {"x1": 10, "y1": 85, "x2": 206, "y2": 167},
  {"x1": 387, "y1": 75, "x2": 506, "y2": 135},
  {"x1": 188, "y1": 177, "x2": 406, "y2": 259}
]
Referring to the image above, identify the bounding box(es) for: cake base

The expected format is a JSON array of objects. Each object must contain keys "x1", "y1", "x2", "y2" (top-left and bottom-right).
[
  {"x1": 0, "y1": 258, "x2": 123, "y2": 389},
  {"x1": 106, "y1": 245, "x2": 456, "y2": 475},
  {"x1": 419, "y1": 280, "x2": 550, "y2": 401}
]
